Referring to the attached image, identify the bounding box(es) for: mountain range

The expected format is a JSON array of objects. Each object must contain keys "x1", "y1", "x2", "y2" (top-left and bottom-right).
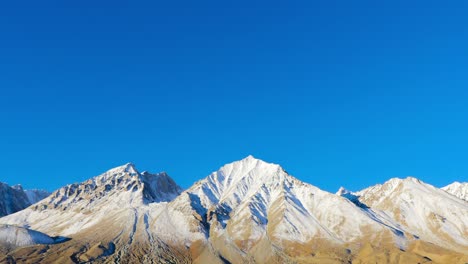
[{"x1": 0, "y1": 156, "x2": 467, "y2": 264}]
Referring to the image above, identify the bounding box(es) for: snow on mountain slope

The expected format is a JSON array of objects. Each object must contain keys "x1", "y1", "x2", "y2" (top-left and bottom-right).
[
  {"x1": 442, "y1": 182, "x2": 468, "y2": 202},
  {"x1": 356, "y1": 177, "x2": 468, "y2": 252},
  {"x1": 0, "y1": 163, "x2": 182, "y2": 237},
  {"x1": 0, "y1": 224, "x2": 56, "y2": 248},
  {"x1": 160, "y1": 156, "x2": 406, "y2": 258}
]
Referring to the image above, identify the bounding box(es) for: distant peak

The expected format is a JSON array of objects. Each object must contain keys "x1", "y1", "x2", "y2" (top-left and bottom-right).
[
  {"x1": 336, "y1": 186, "x2": 349, "y2": 196},
  {"x1": 12, "y1": 184, "x2": 24, "y2": 191}
]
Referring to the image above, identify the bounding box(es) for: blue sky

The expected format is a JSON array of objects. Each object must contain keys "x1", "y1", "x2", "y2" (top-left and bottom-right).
[{"x1": 0, "y1": 1, "x2": 467, "y2": 192}]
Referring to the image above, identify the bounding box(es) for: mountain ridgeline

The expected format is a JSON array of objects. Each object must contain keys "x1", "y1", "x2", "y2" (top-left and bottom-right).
[{"x1": 0, "y1": 156, "x2": 467, "y2": 264}]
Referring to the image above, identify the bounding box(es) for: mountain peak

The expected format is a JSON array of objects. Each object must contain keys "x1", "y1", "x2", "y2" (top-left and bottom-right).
[
  {"x1": 442, "y1": 181, "x2": 468, "y2": 201},
  {"x1": 242, "y1": 154, "x2": 257, "y2": 161},
  {"x1": 404, "y1": 176, "x2": 421, "y2": 183},
  {"x1": 214, "y1": 156, "x2": 286, "y2": 185},
  {"x1": 94, "y1": 163, "x2": 139, "y2": 184},
  {"x1": 107, "y1": 163, "x2": 138, "y2": 175},
  {"x1": 184, "y1": 156, "x2": 297, "y2": 216},
  {"x1": 235, "y1": 155, "x2": 261, "y2": 165},
  {"x1": 336, "y1": 186, "x2": 349, "y2": 196},
  {"x1": 384, "y1": 176, "x2": 423, "y2": 187},
  {"x1": 230, "y1": 155, "x2": 282, "y2": 170},
  {"x1": 30, "y1": 163, "x2": 182, "y2": 213}
]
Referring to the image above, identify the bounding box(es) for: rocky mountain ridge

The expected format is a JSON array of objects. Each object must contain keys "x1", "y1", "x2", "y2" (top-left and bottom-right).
[{"x1": 0, "y1": 156, "x2": 467, "y2": 263}]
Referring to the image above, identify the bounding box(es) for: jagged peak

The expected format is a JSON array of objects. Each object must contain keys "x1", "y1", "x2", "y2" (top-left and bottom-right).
[
  {"x1": 186, "y1": 156, "x2": 304, "y2": 209},
  {"x1": 85, "y1": 163, "x2": 181, "y2": 192},
  {"x1": 336, "y1": 186, "x2": 350, "y2": 196},
  {"x1": 105, "y1": 162, "x2": 138, "y2": 175},
  {"x1": 92, "y1": 163, "x2": 140, "y2": 184},
  {"x1": 30, "y1": 163, "x2": 182, "y2": 211},
  {"x1": 204, "y1": 156, "x2": 288, "y2": 189}
]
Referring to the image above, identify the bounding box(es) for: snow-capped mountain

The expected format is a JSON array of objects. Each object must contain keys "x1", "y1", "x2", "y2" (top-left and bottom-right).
[
  {"x1": 442, "y1": 181, "x2": 468, "y2": 202},
  {"x1": 1, "y1": 158, "x2": 467, "y2": 263},
  {"x1": 0, "y1": 163, "x2": 184, "y2": 263},
  {"x1": 0, "y1": 163, "x2": 182, "y2": 236},
  {"x1": 157, "y1": 156, "x2": 448, "y2": 263},
  {"x1": 36, "y1": 162, "x2": 181, "y2": 212},
  {"x1": 355, "y1": 177, "x2": 468, "y2": 253},
  {"x1": 0, "y1": 182, "x2": 50, "y2": 217}
]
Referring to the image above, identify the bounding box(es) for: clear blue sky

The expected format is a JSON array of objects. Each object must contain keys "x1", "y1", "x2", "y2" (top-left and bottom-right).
[{"x1": 1, "y1": 1, "x2": 467, "y2": 193}]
